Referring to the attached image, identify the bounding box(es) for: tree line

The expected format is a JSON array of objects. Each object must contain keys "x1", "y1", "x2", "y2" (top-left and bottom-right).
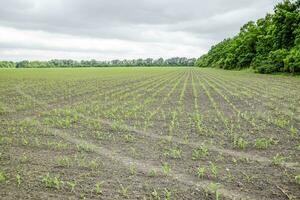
[
  {"x1": 0, "y1": 57, "x2": 196, "y2": 68},
  {"x1": 196, "y1": 0, "x2": 300, "y2": 74}
]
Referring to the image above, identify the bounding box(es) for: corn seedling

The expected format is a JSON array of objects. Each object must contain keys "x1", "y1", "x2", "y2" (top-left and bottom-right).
[
  {"x1": 124, "y1": 134, "x2": 135, "y2": 143},
  {"x1": 197, "y1": 167, "x2": 206, "y2": 178},
  {"x1": 207, "y1": 183, "x2": 221, "y2": 200},
  {"x1": 272, "y1": 154, "x2": 286, "y2": 166},
  {"x1": 148, "y1": 169, "x2": 157, "y2": 177},
  {"x1": 151, "y1": 189, "x2": 160, "y2": 200},
  {"x1": 0, "y1": 170, "x2": 6, "y2": 183},
  {"x1": 67, "y1": 181, "x2": 76, "y2": 192},
  {"x1": 290, "y1": 126, "x2": 298, "y2": 137},
  {"x1": 95, "y1": 181, "x2": 104, "y2": 195},
  {"x1": 254, "y1": 138, "x2": 274, "y2": 150},
  {"x1": 56, "y1": 156, "x2": 72, "y2": 167},
  {"x1": 130, "y1": 165, "x2": 137, "y2": 175},
  {"x1": 164, "y1": 148, "x2": 182, "y2": 159},
  {"x1": 162, "y1": 163, "x2": 171, "y2": 176},
  {"x1": 164, "y1": 189, "x2": 171, "y2": 200},
  {"x1": 16, "y1": 173, "x2": 21, "y2": 186},
  {"x1": 119, "y1": 184, "x2": 129, "y2": 198},
  {"x1": 42, "y1": 173, "x2": 64, "y2": 190},
  {"x1": 295, "y1": 175, "x2": 300, "y2": 185},
  {"x1": 192, "y1": 145, "x2": 209, "y2": 160},
  {"x1": 233, "y1": 136, "x2": 248, "y2": 150},
  {"x1": 76, "y1": 143, "x2": 93, "y2": 152},
  {"x1": 210, "y1": 162, "x2": 218, "y2": 178}
]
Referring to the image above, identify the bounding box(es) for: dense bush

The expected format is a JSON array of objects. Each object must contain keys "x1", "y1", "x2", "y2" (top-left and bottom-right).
[
  {"x1": 0, "y1": 61, "x2": 15, "y2": 68},
  {"x1": 196, "y1": 0, "x2": 300, "y2": 74},
  {"x1": 0, "y1": 57, "x2": 196, "y2": 68},
  {"x1": 284, "y1": 46, "x2": 300, "y2": 73}
]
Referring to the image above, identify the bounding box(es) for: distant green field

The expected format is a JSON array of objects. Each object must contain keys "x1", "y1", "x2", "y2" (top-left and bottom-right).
[{"x1": 0, "y1": 67, "x2": 299, "y2": 199}]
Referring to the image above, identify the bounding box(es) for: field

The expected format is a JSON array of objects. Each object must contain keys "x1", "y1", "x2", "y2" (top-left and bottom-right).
[{"x1": 0, "y1": 67, "x2": 299, "y2": 200}]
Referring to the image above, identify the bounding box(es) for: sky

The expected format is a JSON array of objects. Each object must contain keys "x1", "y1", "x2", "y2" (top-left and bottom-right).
[{"x1": 0, "y1": 0, "x2": 282, "y2": 61}]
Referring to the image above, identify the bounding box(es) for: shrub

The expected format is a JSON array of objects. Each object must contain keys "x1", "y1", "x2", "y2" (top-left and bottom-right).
[
  {"x1": 284, "y1": 47, "x2": 300, "y2": 73},
  {"x1": 256, "y1": 64, "x2": 278, "y2": 74}
]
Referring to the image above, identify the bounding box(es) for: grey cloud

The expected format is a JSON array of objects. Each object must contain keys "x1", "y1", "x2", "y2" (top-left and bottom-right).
[
  {"x1": 0, "y1": 41, "x2": 129, "y2": 54},
  {"x1": 0, "y1": 0, "x2": 282, "y2": 60}
]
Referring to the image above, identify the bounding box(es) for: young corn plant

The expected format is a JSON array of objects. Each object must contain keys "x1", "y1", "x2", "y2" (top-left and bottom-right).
[
  {"x1": 290, "y1": 126, "x2": 298, "y2": 137},
  {"x1": 130, "y1": 165, "x2": 137, "y2": 175},
  {"x1": 233, "y1": 136, "x2": 248, "y2": 150},
  {"x1": 148, "y1": 169, "x2": 157, "y2": 177},
  {"x1": 162, "y1": 163, "x2": 171, "y2": 176},
  {"x1": 42, "y1": 173, "x2": 64, "y2": 190},
  {"x1": 85, "y1": 159, "x2": 98, "y2": 171},
  {"x1": 66, "y1": 181, "x2": 76, "y2": 192},
  {"x1": 164, "y1": 148, "x2": 182, "y2": 159},
  {"x1": 272, "y1": 154, "x2": 287, "y2": 166},
  {"x1": 210, "y1": 162, "x2": 218, "y2": 178},
  {"x1": 76, "y1": 143, "x2": 93, "y2": 153},
  {"x1": 0, "y1": 170, "x2": 6, "y2": 183},
  {"x1": 254, "y1": 138, "x2": 274, "y2": 150},
  {"x1": 119, "y1": 184, "x2": 129, "y2": 198},
  {"x1": 95, "y1": 181, "x2": 104, "y2": 195},
  {"x1": 124, "y1": 134, "x2": 135, "y2": 143},
  {"x1": 192, "y1": 145, "x2": 209, "y2": 160},
  {"x1": 56, "y1": 156, "x2": 72, "y2": 168},
  {"x1": 16, "y1": 173, "x2": 22, "y2": 187},
  {"x1": 164, "y1": 189, "x2": 171, "y2": 200},
  {"x1": 207, "y1": 183, "x2": 221, "y2": 200},
  {"x1": 197, "y1": 167, "x2": 206, "y2": 179},
  {"x1": 295, "y1": 175, "x2": 300, "y2": 185},
  {"x1": 273, "y1": 118, "x2": 289, "y2": 128},
  {"x1": 151, "y1": 189, "x2": 160, "y2": 200}
]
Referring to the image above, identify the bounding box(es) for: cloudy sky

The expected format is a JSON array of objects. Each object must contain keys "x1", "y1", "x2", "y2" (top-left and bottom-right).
[{"x1": 0, "y1": 0, "x2": 281, "y2": 61}]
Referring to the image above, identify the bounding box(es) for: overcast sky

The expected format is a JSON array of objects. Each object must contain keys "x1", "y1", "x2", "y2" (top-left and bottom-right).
[{"x1": 0, "y1": 0, "x2": 282, "y2": 61}]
